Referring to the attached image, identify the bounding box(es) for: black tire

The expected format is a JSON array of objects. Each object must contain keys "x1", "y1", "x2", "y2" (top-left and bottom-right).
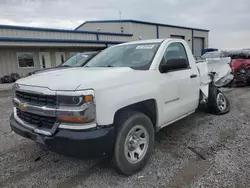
[
  {"x1": 207, "y1": 85, "x2": 230, "y2": 115},
  {"x1": 113, "y1": 111, "x2": 154, "y2": 175},
  {"x1": 247, "y1": 77, "x2": 250, "y2": 86}
]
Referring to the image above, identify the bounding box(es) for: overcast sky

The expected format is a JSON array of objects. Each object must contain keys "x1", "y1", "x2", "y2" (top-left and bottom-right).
[{"x1": 0, "y1": 0, "x2": 249, "y2": 49}]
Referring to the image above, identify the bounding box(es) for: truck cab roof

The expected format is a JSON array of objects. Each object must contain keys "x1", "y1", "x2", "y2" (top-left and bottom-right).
[{"x1": 117, "y1": 38, "x2": 179, "y2": 46}]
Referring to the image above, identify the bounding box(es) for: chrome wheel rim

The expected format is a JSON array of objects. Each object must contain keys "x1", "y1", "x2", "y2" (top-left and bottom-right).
[
  {"x1": 124, "y1": 125, "x2": 149, "y2": 164},
  {"x1": 217, "y1": 93, "x2": 227, "y2": 111}
]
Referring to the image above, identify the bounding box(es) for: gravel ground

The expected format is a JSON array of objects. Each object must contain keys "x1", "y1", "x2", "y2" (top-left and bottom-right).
[{"x1": 0, "y1": 87, "x2": 250, "y2": 188}]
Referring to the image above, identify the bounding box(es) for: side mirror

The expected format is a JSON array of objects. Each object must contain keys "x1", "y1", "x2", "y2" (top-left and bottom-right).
[{"x1": 160, "y1": 58, "x2": 188, "y2": 73}]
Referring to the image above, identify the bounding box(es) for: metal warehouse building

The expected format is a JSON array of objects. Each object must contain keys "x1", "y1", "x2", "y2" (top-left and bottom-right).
[
  {"x1": 0, "y1": 19, "x2": 209, "y2": 77},
  {"x1": 76, "y1": 20, "x2": 209, "y2": 57},
  {"x1": 0, "y1": 25, "x2": 131, "y2": 77}
]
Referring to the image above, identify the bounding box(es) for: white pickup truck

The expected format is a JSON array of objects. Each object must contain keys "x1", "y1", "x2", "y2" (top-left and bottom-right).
[{"x1": 10, "y1": 39, "x2": 233, "y2": 175}]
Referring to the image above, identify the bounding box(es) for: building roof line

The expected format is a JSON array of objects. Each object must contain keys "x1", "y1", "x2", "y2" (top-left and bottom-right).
[
  {"x1": 0, "y1": 37, "x2": 126, "y2": 44},
  {"x1": 0, "y1": 24, "x2": 133, "y2": 36},
  {"x1": 75, "y1": 19, "x2": 209, "y2": 32}
]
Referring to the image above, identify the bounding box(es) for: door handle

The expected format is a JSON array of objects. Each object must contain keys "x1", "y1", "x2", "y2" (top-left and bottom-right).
[{"x1": 190, "y1": 74, "x2": 197, "y2": 78}]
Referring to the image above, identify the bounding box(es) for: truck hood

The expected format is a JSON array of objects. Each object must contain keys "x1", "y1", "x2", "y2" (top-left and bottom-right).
[
  {"x1": 17, "y1": 67, "x2": 142, "y2": 91},
  {"x1": 31, "y1": 66, "x2": 70, "y2": 74}
]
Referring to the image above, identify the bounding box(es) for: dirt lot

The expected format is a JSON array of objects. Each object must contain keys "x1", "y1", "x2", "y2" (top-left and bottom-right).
[{"x1": 0, "y1": 87, "x2": 250, "y2": 188}]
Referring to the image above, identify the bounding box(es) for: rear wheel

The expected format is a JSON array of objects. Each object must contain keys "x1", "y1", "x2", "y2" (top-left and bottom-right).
[
  {"x1": 208, "y1": 85, "x2": 230, "y2": 115},
  {"x1": 113, "y1": 111, "x2": 154, "y2": 175}
]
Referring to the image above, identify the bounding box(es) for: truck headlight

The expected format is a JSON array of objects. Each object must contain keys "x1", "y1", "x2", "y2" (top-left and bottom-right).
[
  {"x1": 57, "y1": 95, "x2": 94, "y2": 106},
  {"x1": 57, "y1": 90, "x2": 94, "y2": 107},
  {"x1": 57, "y1": 95, "x2": 83, "y2": 106},
  {"x1": 56, "y1": 90, "x2": 96, "y2": 124}
]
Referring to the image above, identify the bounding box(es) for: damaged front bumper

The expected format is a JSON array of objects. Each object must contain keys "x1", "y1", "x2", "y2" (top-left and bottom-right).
[{"x1": 10, "y1": 113, "x2": 115, "y2": 157}]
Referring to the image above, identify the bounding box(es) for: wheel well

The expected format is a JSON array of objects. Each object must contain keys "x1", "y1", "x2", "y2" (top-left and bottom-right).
[{"x1": 114, "y1": 99, "x2": 158, "y2": 129}]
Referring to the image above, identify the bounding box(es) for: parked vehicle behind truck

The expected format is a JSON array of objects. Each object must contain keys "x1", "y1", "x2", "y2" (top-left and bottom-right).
[
  {"x1": 29, "y1": 51, "x2": 99, "y2": 75},
  {"x1": 10, "y1": 39, "x2": 233, "y2": 175},
  {"x1": 222, "y1": 50, "x2": 250, "y2": 86}
]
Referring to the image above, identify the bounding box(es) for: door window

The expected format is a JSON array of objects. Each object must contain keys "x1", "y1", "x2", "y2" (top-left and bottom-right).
[{"x1": 161, "y1": 42, "x2": 190, "y2": 69}]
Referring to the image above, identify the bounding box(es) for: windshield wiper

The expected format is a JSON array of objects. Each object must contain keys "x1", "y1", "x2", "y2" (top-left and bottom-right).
[
  {"x1": 98, "y1": 65, "x2": 114, "y2": 67},
  {"x1": 60, "y1": 65, "x2": 70, "y2": 67},
  {"x1": 84, "y1": 65, "x2": 114, "y2": 68}
]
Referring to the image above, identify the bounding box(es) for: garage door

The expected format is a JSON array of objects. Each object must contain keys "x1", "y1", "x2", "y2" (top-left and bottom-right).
[{"x1": 194, "y1": 37, "x2": 204, "y2": 57}]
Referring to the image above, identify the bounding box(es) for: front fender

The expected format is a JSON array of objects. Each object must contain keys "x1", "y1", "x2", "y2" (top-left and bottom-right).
[{"x1": 95, "y1": 82, "x2": 159, "y2": 126}]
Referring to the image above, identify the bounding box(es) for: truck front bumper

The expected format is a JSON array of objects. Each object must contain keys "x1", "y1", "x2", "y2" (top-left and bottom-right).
[{"x1": 10, "y1": 113, "x2": 115, "y2": 157}]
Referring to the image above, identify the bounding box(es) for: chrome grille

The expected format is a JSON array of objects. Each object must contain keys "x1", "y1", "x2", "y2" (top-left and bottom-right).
[
  {"x1": 16, "y1": 109, "x2": 56, "y2": 129},
  {"x1": 16, "y1": 90, "x2": 56, "y2": 106}
]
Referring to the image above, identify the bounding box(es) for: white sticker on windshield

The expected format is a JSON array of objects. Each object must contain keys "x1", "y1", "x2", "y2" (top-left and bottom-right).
[
  {"x1": 136, "y1": 45, "x2": 155, "y2": 49},
  {"x1": 81, "y1": 54, "x2": 88, "y2": 57}
]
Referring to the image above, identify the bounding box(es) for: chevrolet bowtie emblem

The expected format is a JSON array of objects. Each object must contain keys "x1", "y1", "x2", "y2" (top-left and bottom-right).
[{"x1": 18, "y1": 103, "x2": 25, "y2": 111}]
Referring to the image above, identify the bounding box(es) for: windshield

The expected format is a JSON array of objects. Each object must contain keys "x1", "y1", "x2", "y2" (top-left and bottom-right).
[
  {"x1": 61, "y1": 53, "x2": 94, "y2": 67},
  {"x1": 85, "y1": 43, "x2": 160, "y2": 70}
]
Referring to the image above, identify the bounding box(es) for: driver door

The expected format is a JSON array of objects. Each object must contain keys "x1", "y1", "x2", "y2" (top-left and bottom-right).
[{"x1": 158, "y1": 42, "x2": 199, "y2": 127}]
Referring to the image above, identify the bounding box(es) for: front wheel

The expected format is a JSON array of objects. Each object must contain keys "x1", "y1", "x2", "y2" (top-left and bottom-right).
[
  {"x1": 113, "y1": 111, "x2": 154, "y2": 175},
  {"x1": 208, "y1": 85, "x2": 230, "y2": 115}
]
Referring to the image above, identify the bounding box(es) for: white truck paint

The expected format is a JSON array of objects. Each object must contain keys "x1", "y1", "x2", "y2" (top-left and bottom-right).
[
  {"x1": 11, "y1": 39, "x2": 233, "y2": 175},
  {"x1": 19, "y1": 39, "x2": 230, "y2": 127}
]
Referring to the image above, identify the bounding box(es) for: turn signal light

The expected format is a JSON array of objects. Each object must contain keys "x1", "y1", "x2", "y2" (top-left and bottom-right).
[
  {"x1": 84, "y1": 95, "x2": 93, "y2": 103},
  {"x1": 58, "y1": 117, "x2": 89, "y2": 123}
]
